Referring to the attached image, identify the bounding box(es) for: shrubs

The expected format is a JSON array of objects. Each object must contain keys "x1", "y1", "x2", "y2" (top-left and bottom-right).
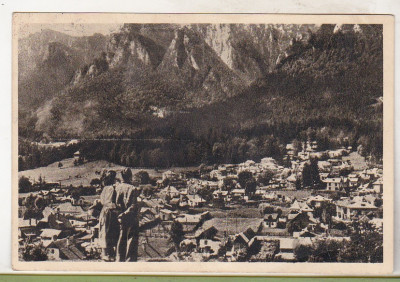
[
  {"x1": 21, "y1": 243, "x2": 48, "y2": 261},
  {"x1": 294, "y1": 244, "x2": 313, "y2": 262},
  {"x1": 19, "y1": 176, "x2": 32, "y2": 193},
  {"x1": 294, "y1": 221, "x2": 383, "y2": 263}
]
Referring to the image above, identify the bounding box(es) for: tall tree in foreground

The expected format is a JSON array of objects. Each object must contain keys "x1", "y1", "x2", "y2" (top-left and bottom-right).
[
  {"x1": 302, "y1": 158, "x2": 321, "y2": 189},
  {"x1": 169, "y1": 220, "x2": 185, "y2": 252},
  {"x1": 238, "y1": 171, "x2": 257, "y2": 197},
  {"x1": 19, "y1": 176, "x2": 32, "y2": 193},
  {"x1": 338, "y1": 220, "x2": 383, "y2": 263}
]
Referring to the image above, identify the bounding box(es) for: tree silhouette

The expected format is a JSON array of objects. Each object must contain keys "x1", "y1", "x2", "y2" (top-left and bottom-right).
[
  {"x1": 19, "y1": 176, "x2": 32, "y2": 193},
  {"x1": 238, "y1": 171, "x2": 256, "y2": 196},
  {"x1": 169, "y1": 220, "x2": 184, "y2": 252},
  {"x1": 22, "y1": 243, "x2": 48, "y2": 261}
]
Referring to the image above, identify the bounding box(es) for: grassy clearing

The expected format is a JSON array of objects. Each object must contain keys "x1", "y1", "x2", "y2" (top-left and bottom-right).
[
  {"x1": 201, "y1": 217, "x2": 263, "y2": 235},
  {"x1": 192, "y1": 206, "x2": 261, "y2": 218},
  {"x1": 343, "y1": 151, "x2": 368, "y2": 171},
  {"x1": 18, "y1": 158, "x2": 199, "y2": 187},
  {"x1": 272, "y1": 190, "x2": 313, "y2": 200}
]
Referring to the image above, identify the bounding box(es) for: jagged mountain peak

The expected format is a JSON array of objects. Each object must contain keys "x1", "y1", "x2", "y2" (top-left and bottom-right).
[
  {"x1": 103, "y1": 26, "x2": 167, "y2": 70},
  {"x1": 159, "y1": 27, "x2": 205, "y2": 70}
]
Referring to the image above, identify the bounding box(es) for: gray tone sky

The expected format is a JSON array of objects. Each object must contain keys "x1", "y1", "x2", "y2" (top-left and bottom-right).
[{"x1": 19, "y1": 23, "x2": 122, "y2": 38}]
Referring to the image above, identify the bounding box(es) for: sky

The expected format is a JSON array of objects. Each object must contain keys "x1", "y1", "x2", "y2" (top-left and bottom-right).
[{"x1": 18, "y1": 23, "x2": 122, "y2": 38}]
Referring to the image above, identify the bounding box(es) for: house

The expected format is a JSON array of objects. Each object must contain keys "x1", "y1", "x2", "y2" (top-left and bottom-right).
[
  {"x1": 160, "y1": 186, "x2": 180, "y2": 199},
  {"x1": 263, "y1": 192, "x2": 278, "y2": 201},
  {"x1": 286, "y1": 144, "x2": 295, "y2": 156},
  {"x1": 210, "y1": 170, "x2": 222, "y2": 180},
  {"x1": 306, "y1": 195, "x2": 331, "y2": 208},
  {"x1": 55, "y1": 202, "x2": 84, "y2": 216},
  {"x1": 319, "y1": 172, "x2": 330, "y2": 181},
  {"x1": 289, "y1": 200, "x2": 313, "y2": 214},
  {"x1": 366, "y1": 168, "x2": 381, "y2": 179},
  {"x1": 264, "y1": 213, "x2": 280, "y2": 228},
  {"x1": 231, "y1": 228, "x2": 256, "y2": 258},
  {"x1": 159, "y1": 209, "x2": 174, "y2": 221},
  {"x1": 348, "y1": 177, "x2": 360, "y2": 188},
  {"x1": 212, "y1": 190, "x2": 229, "y2": 200},
  {"x1": 194, "y1": 226, "x2": 218, "y2": 241},
  {"x1": 231, "y1": 189, "x2": 245, "y2": 200},
  {"x1": 324, "y1": 178, "x2": 348, "y2": 191},
  {"x1": 73, "y1": 151, "x2": 81, "y2": 161},
  {"x1": 260, "y1": 157, "x2": 279, "y2": 172},
  {"x1": 198, "y1": 239, "x2": 221, "y2": 256},
  {"x1": 40, "y1": 229, "x2": 62, "y2": 247},
  {"x1": 359, "y1": 172, "x2": 372, "y2": 181},
  {"x1": 328, "y1": 149, "x2": 346, "y2": 159},
  {"x1": 369, "y1": 218, "x2": 383, "y2": 230},
  {"x1": 287, "y1": 212, "x2": 315, "y2": 235},
  {"x1": 277, "y1": 217, "x2": 288, "y2": 229},
  {"x1": 335, "y1": 198, "x2": 378, "y2": 221},
  {"x1": 37, "y1": 212, "x2": 73, "y2": 231},
  {"x1": 69, "y1": 218, "x2": 87, "y2": 229},
  {"x1": 205, "y1": 181, "x2": 219, "y2": 190},
  {"x1": 140, "y1": 207, "x2": 157, "y2": 220},
  {"x1": 176, "y1": 212, "x2": 210, "y2": 233},
  {"x1": 234, "y1": 228, "x2": 256, "y2": 246},
  {"x1": 186, "y1": 194, "x2": 206, "y2": 208},
  {"x1": 363, "y1": 194, "x2": 378, "y2": 206},
  {"x1": 162, "y1": 170, "x2": 178, "y2": 181},
  {"x1": 372, "y1": 179, "x2": 383, "y2": 194},
  {"x1": 168, "y1": 198, "x2": 180, "y2": 209},
  {"x1": 71, "y1": 197, "x2": 85, "y2": 206},
  {"x1": 179, "y1": 188, "x2": 188, "y2": 197},
  {"x1": 178, "y1": 197, "x2": 189, "y2": 209},
  {"x1": 47, "y1": 238, "x2": 86, "y2": 261},
  {"x1": 275, "y1": 238, "x2": 297, "y2": 262},
  {"x1": 77, "y1": 231, "x2": 95, "y2": 243},
  {"x1": 318, "y1": 161, "x2": 332, "y2": 172},
  {"x1": 18, "y1": 218, "x2": 38, "y2": 240},
  {"x1": 161, "y1": 171, "x2": 186, "y2": 189}
]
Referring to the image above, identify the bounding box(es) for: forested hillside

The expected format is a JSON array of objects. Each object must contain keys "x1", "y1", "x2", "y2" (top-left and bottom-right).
[{"x1": 18, "y1": 24, "x2": 383, "y2": 169}]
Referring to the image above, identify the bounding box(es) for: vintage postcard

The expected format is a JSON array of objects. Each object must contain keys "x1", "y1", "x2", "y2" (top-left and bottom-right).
[{"x1": 12, "y1": 13, "x2": 394, "y2": 274}]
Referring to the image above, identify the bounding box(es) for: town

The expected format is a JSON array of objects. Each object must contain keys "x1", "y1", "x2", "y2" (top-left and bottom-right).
[{"x1": 18, "y1": 140, "x2": 383, "y2": 263}]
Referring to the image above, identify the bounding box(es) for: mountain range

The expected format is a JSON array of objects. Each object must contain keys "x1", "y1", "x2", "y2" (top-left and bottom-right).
[{"x1": 18, "y1": 23, "x2": 383, "y2": 160}]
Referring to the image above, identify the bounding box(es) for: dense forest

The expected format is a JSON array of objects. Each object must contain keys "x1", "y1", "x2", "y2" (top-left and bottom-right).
[{"x1": 18, "y1": 139, "x2": 79, "y2": 171}]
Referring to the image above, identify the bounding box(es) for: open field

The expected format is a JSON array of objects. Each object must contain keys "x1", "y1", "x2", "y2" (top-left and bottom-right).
[
  {"x1": 271, "y1": 190, "x2": 313, "y2": 200},
  {"x1": 192, "y1": 206, "x2": 261, "y2": 218},
  {"x1": 343, "y1": 152, "x2": 368, "y2": 171},
  {"x1": 18, "y1": 158, "x2": 198, "y2": 187},
  {"x1": 201, "y1": 217, "x2": 263, "y2": 236}
]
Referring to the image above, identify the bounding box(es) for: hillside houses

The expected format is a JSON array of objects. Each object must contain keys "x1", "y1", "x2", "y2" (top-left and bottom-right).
[
  {"x1": 18, "y1": 139, "x2": 383, "y2": 262},
  {"x1": 324, "y1": 178, "x2": 348, "y2": 192},
  {"x1": 335, "y1": 197, "x2": 378, "y2": 221}
]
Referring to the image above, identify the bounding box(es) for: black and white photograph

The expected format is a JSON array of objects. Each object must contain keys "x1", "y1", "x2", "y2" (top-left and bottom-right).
[{"x1": 12, "y1": 13, "x2": 394, "y2": 274}]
